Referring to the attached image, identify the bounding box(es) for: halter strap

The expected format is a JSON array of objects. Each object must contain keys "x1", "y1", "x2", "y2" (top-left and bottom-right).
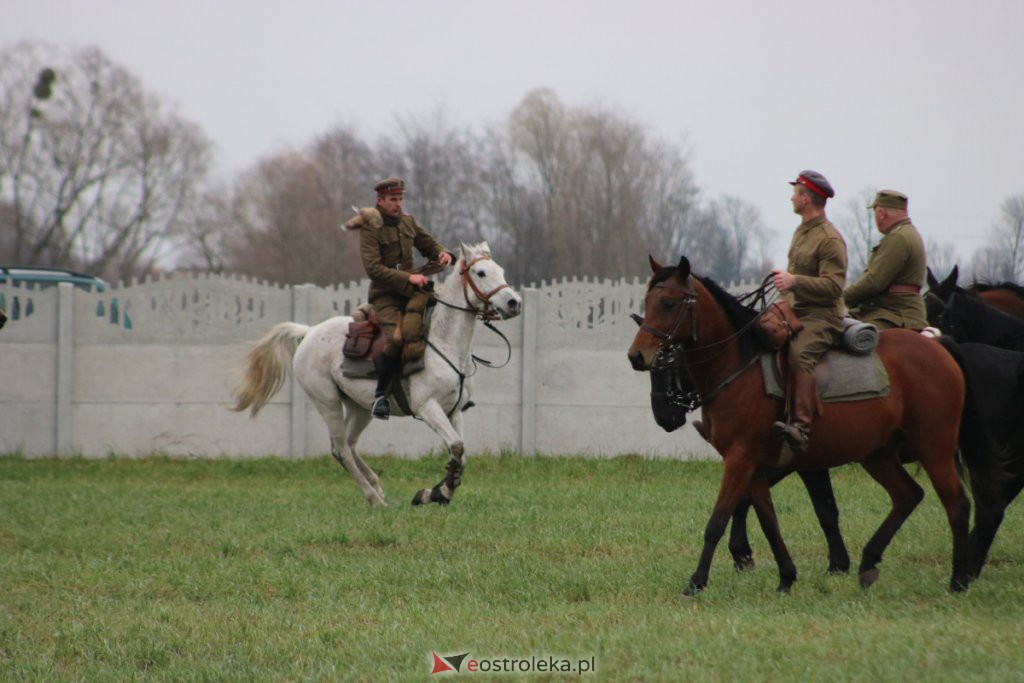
[{"x1": 460, "y1": 255, "x2": 511, "y2": 321}]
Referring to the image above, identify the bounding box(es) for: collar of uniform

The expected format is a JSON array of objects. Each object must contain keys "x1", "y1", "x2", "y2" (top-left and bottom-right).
[
  {"x1": 798, "y1": 215, "x2": 827, "y2": 231},
  {"x1": 881, "y1": 217, "x2": 911, "y2": 235},
  {"x1": 381, "y1": 211, "x2": 400, "y2": 227}
]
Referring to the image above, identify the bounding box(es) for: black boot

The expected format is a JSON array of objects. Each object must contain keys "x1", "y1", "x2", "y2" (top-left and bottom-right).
[{"x1": 372, "y1": 353, "x2": 401, "y2": 420}]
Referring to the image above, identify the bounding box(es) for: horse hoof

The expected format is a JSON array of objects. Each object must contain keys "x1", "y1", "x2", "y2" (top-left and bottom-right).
[
  {"x1": 776, "y1": 582, "x2": 793, "y2": 594},
  {"x1": 411, "y1": 489, "x2": 430, "y2": 506},
  {"x1": 950, "y1": 578, "x2": 970, "y2": 593},
  {"x1": 733, "y1": 555, "x2": 755, "y2": 572},
  {"x1": 859, "y1": 567, "x2": 880, "y2": 589},
  {"x1": 682, "y1": 582, "x2": 704, "y2": 597},
  {"x1": 828, "y1": 563, "x2": 850, "y2": 575}
]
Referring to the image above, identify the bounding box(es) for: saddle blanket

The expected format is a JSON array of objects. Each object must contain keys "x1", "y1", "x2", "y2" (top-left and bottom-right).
[
  {"x1": 761, "y1": 350, "x2": 889, "y2": 402},
  {"x1": 340, "y1": 355, "x2": 425, "y2": 380}
]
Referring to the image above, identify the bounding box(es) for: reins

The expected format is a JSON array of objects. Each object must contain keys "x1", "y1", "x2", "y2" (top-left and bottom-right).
[
  {"x1": 415, "y1": 255, "x2": 515, "y2": 418},
  {"x1": 644, "y1": 274, "x2": 778, "y2": 412}
]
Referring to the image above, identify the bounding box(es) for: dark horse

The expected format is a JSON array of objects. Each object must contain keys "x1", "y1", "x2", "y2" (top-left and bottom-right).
[
  {"x1": 924, "y1": 276, "x2": 1024, "y2": 575},
  {"x1": 641, "y1": 328, "x2": 850, "y2": 574},
  {"x1": 628, "y1": 255, "x2": 972, "y2": 594},
  {"x1": 927, "y1": 265, "x2": 1024, "y2": 320}
]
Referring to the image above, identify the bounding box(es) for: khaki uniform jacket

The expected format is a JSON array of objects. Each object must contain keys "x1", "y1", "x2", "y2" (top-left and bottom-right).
[
  {"x1": 784, "y1": 216, "x2": 847, "y2": 321},
  {"x1": 359, "y1": 213, "x2": 447, "y2": 304},
  {"x1": 783, "y1": 216, "x2": 848, "y2": 373},
  {"x1": 843, "y1": 219, "x2": 927, "y2": 330}
]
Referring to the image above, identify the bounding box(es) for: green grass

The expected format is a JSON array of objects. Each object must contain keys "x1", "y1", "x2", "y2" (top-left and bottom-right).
[{"x1": 1, "y1": 454, "x2": 1022, "y2": 681}]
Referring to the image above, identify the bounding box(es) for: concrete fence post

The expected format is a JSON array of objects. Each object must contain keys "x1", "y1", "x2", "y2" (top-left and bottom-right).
[
  {"x1": 519, "y1": 288, "x2": 540, "y2": 455},
  {"x1": 56, "y1": 282, "x2": 73, "y2": 455},
  {"x1": 290, "y1": 284, "x2": 315, "y2": 458}
]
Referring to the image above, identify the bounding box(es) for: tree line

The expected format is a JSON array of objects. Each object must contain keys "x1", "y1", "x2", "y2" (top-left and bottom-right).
[{"x1": 2, "y1": 41, "x2": 1022, "y2": 287}]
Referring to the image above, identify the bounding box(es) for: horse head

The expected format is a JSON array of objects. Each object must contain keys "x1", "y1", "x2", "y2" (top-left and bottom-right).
[
  {"x1": 454, "y1": 242, "x2": 522, "y2": 320},
  {"x1": 628, "y1": 255, "x2": 698, "y2": 371},
  {"x1": 632, "y1": 312, "x2": 692, "y2": 431}
]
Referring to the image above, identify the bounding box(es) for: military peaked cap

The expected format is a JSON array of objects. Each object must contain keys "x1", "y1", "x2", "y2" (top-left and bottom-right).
[
  {"x1": 374, "y1": 177, "x2": 405, "y2": 195},
  {"x1": 868, "y1": 189, "x2": 908, "y2": 210},
  {"x1": 789, "y1": 170, "x2": 835, "y2": 199}
]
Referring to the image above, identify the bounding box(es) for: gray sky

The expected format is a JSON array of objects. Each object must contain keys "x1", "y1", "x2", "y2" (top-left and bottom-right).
[{"x1": 7, "y1": 0, "x2": 1024, "y2": 268}]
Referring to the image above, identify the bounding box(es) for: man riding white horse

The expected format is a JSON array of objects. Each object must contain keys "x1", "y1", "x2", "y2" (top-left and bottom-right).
[{"x1": 347, "y1": 178, "x2": 453, "y2": 419}]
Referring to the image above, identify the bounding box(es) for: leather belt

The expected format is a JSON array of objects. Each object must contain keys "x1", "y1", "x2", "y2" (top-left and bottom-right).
[{"x1": 888, "y1": 284, "x2": 921, "y2": 295}]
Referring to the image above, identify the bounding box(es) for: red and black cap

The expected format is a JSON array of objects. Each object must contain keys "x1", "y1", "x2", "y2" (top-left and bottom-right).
[
  {"x1": 374, "y1": 177, "x2": 405, "y2": 196},
  {"x1": 789, "y1": 170, "x2": 835, "y2": 199}
]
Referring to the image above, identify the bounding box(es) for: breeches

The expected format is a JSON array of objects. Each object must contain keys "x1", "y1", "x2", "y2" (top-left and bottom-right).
[
  {"x1": 787, "y1": 316, "x2": 843, "y2": 373},
  {"x1": 371, "y1": 295, "x2": 407, "y2": 357}
]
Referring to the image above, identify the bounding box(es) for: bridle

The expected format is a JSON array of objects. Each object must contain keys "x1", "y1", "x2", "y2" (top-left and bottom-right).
[
  {"x1": 420, "y1": 254, "x2": 516, "y2": 417},
  {"x1": 460, "y1": 255, "x2": 512, "y2": 322},
  {"x1": 640, "y1": 274, "x2": 774, "y2": 412},
  {"x1": 640, "y1": 276, "x2": 699, "y2": 344}
]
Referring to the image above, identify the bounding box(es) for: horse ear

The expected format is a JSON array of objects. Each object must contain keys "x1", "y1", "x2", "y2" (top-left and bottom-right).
[
  {"x1": 950, "y1": 264, "x2": 959, "y2": 286},
  {"x1": 459, "y1": 242, "x2": 472, "y2": 261},
  {"x1": 649, "y1": 255, "x2": 665, "y2": 273},
  {"x1": 677, "y1": 255, "x2": 691, "y2": 279},
  {"x1": 926, "y1": 267, "x2": 939, "y2": 290}
]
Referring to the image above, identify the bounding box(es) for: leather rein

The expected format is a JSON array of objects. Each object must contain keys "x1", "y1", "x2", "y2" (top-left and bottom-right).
[{"x1": 419, "y1": 255, "x2": 515, "y2": 418}]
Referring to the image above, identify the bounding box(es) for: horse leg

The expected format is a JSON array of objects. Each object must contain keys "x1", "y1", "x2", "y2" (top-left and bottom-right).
[
  {"x1": 728, "y1": 498, "x2": 756, "y2": 571},
  {"x1": 340, "y1": 397, "x2": 383, "y2": 499},
  {"x1": 856, "y1": 454, "x2": 924, "y2": 589},
  {"x1": 410, "y1": 399, "x2": 465, "y2": 506},
  {"x1": 917, "y1": 453, "x2": 972, "y2": 592},
  {"x1": 685, "y1": 455, "x2": 757, "y2": 596},
  {"x1": 320, "y1": 399, "x2": 386, "y2": 507},
  {"x1": 746, "y1": 474, "x2": 798, "y2": 593},
  {"x1": 968, "y1": 475, "x2": 1021, "y2": 579},
  {"x1": 797, "y1": 470, "x2": 851, "y2": 574}
]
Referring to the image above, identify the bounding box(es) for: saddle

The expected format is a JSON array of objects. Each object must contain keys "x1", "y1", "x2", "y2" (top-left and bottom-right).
[{"x1": 340, "y1": 302, "x2": 433, "y2": 380}]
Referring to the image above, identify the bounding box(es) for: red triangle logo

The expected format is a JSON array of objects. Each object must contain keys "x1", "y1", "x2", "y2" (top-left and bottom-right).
[{"x1": 431, "y1": 652, "x2": 454, "y2": 674}]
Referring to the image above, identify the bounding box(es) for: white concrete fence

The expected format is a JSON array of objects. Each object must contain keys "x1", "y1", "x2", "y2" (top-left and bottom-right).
[{"x1": 0, "y1": 272, "x2": 759, "y2": 459}]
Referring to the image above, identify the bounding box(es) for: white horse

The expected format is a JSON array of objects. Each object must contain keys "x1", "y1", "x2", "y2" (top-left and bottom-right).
[{"x1": 232, "y1": 242, "x2": 522, "y2": 507}]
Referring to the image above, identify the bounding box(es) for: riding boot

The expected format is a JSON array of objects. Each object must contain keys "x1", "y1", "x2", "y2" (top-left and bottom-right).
[
  {"x1": 372, "y1": 352, "x2": 401, "y2": 420},
  {"x1": 773, "y1": 370, "x2": 817, "y2": 454}
]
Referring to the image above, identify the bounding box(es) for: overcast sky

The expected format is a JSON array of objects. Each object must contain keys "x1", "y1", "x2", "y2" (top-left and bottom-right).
[{"x1": 6, "y1": 0, "x2": 1024, "y2": 269}]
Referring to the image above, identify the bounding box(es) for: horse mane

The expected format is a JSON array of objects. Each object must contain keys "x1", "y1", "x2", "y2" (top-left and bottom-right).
[
  {"x1": 948, "y1": 291, "x2": 1024, "y2": 348},
  {"x1": 695, "y1": 275, "x2": 766, "y2": 358},
  {"x1": 969, "y1": 280, "x2": 1024, "y2": 297}
]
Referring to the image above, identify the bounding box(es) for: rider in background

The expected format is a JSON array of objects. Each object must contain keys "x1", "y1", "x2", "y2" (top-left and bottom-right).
[
  {"x1": 843, "y1": 190, "x2": 928, "y2": 331},
  {"x1": 770, "y1": 171, "x2": 848, "y2": 454},
  {"x1": 354, "y1": 178, "x2": 452, "y2": 420}
]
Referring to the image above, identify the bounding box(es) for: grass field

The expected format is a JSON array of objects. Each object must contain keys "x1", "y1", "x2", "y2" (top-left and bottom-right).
[{"x1": 1, "y1": 453, "x2": 1022, "y2": 681}]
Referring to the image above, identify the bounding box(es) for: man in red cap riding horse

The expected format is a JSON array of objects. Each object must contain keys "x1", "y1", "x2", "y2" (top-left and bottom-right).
[
  {"x1": 770, "y1": 170, "x2": 848, "y2": 454},
  {"x1": 350, "y1": 178, "x2": 452, "y2": 419}
]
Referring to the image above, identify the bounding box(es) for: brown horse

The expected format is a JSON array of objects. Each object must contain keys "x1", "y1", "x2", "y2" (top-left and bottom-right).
[
  {"x1": 628, "y1": 255, "x2": 971, "y2": 594},
  {"x1": 969, "y1": 281, "x2": 1024, "y2": 319}
]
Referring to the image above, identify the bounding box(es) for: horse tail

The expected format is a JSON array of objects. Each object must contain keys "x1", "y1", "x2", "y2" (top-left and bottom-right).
[
  {"x1": 232, "y1": 322, "x2": 309, "y2": 418},
  {"x1": 936, "y1": 336, "x2": 1005, "y2": 500}
]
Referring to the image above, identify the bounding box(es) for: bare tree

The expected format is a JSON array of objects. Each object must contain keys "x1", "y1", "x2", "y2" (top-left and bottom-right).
[
  {"x1": 986, "y1": 194, "x2": 1024, "y2": 281},
  {"x1": 491, "y1": 89, "x2": 700, "y2": 283},
  {"x1": 833, "y1": 188, "x2": 878, "y2": 280},
  {"x1": 222, "y1": 151, "x2": 354, "y2": 286},
  {"x1": 0, "y1": 41, "x2": 212, "y2": 280},
  {"x1": 925, "y1": 239, "x2": 958, "y2": 281}
]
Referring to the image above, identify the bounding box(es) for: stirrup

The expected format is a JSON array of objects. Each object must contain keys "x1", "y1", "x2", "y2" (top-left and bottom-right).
[
  {"x1": 371, "y1": 395, "x2": 390, "y2": 420},
  {"x1": 773, "y1": 421, "x2": 809, "y2": 452}
]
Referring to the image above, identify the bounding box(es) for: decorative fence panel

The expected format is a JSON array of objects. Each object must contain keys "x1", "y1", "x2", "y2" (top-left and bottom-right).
[{"x1": 0, "y1": 272, "x2": 759, "y2": 459}]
